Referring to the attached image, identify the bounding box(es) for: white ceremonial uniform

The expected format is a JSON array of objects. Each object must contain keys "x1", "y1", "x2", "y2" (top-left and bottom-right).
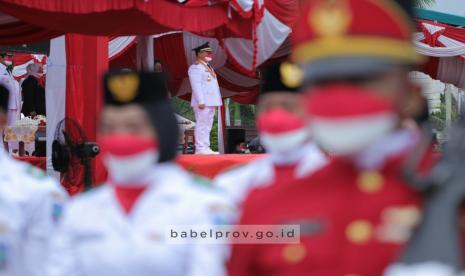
[
  {"x1": 0, "y1": 147, "x2": 67, "y2": 276},
  {"x1": 188, "y1": 61, "x2": 222, "y2": 153},
  {"x1": 47, "y1": 162, "x2": 229, "y2": 276},
  {"x1": 0, "y1": 64, "x2": 20, "y2": 126},
  {"x1": 214, "y1": 142, "x2": 328, "y2": 209}
]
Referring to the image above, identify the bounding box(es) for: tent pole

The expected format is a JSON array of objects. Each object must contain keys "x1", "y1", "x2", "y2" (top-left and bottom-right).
[{"x1": 136, "y1": 36, "x2": 154, "y2": 71}]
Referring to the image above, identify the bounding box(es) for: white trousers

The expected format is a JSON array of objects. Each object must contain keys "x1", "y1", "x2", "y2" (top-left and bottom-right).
[
  {"x1": 193, "y1": 106, "x2": 216, "y2": 152},
  {"x1": 7, "y1": 108, "x2": 19, "y2": 126}
]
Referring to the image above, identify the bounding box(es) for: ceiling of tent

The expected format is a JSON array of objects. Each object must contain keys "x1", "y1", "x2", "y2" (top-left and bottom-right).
[
  {"x1": 0, "y1": 0, "x2": 258, "y2": 44},
  {"x1": 0, "y1": 0, "x2": 301, "y2": 104}
]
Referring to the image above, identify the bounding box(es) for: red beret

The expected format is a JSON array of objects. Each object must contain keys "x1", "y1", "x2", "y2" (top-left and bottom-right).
[{"x1": 290, "y1": 0, "x2": 424, "y2": 81}]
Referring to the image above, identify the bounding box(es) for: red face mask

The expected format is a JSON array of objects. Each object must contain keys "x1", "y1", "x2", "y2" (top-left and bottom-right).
[
  {"x1": 205, "y1": 54, "x2": 214, "y2": 62},
  {"x1": 99, "y1": 134, "x2": 159, "y2": 185}
]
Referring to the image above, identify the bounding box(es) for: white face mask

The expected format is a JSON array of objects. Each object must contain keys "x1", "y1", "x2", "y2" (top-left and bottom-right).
[
  {"x1": 305, "y1": 84, "x2": 399, "y2": 156},
  {"x1": 310, "y1": 113, "x2": 397, "y2": 156},
  {"x1": 260, "y1": 127, "x2": 309, "y2": 154},
  {"x1": 104, "y1": 149, "x2": 159, "y2": 185},
  {"x1": 257, "y1": 108, "x2": 310, "y2": 163},
  {"x1": 3, "y1": 61, "x2": 12, "y2": 67}
]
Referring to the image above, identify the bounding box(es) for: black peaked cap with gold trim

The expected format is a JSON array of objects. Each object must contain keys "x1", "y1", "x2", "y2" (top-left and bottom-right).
[
  {"x1": 192, "y1": 42, "x2": 213, "y2": 54},
  {"x1": 290, "y1": 0, "x2": 422, "y2": 83},
  {"x1": 103, "y1": 70, "x2": 178, "y2": 162},
  {"x1": 260, "y1": 62, "x2": 303, "y2": 95},
  {"x1": 104, "y1": 70, "x2": 169, "y2": 106}
]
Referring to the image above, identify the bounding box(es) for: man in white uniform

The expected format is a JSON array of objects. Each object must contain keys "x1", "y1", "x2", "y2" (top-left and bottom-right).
[
  {"x1": 0, "y1": 53, "x2": 20, "y2": 126},
  {"x1": 0, "y1": 84, "x2": 67, "y2": 276},
  {"x1": 188, "y1": 42, "x2": 222, "y2": 154},
  {"x1": 47, "y1": 71, "x2": 229, "y2": 276},
  {"x1": 214, "y1": 62, "x2": 328, "y2": 211}
]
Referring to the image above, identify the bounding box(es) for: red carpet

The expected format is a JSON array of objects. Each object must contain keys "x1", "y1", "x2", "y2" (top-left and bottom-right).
[
  {"x1": 16, "y1": 154, "x2": 266, "y2": 179},
  {"x1": 176, "y1": 154, "x2": 265, "y2": 179}
]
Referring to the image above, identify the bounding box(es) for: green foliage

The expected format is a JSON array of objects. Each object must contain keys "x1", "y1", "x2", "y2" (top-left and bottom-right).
[
  {"x1": 430, "y1": 93, "x2": 459, "y2": 133},
  {"x1": 210, "y1": 114, "x2": 219, "y2": 151},
  {"x1": 171, "y1": 97, "x2": 195, "y2": 121},
  {"x1": 228, "y1": 100, "x2": 256, "y2": 127}
]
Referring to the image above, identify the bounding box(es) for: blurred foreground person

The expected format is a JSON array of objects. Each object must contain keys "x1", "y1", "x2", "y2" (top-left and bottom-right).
[
  {"x1": 229, "y1": 1, "x2": 437, "y2": 275},
  {"x1": 214, "y1": 62, "x2": 327, "y2": 209},
  {"x1": 47, "y1": 71, "x2": 228, "y2": 276},
  {"x1": 0, "y1": 84, "x2": 66, "y2": 275}
]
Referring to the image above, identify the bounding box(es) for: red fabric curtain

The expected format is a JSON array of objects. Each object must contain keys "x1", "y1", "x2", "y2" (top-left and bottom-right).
[
  {"x1": 0, "y1": 20, "x2": 60, "y2": 45},
  {"x1": 154, "y1": 33, "x2": 189, "y2": 97},
  {"x1": 0, "y1": 0, "x2": 247, "y2": 37},
  {"x1": 65, "y1": 34, "x2": 109, "y2": 194}
]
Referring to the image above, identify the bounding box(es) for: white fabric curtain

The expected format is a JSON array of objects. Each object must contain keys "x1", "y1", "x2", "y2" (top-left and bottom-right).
[
  {"x1": 414, "y1": 34, "x2": 465, "y2": 57},
  {"x1": 216, "y1": 66, "x2": 259, "y2": 87},
  {"x1": 223, "y1": 9, "x2": 291, "y2": 73},
  {"x1": 45, "y1": 36, "x2": 67, "y2": 177},
  {"x1": 108, "y1": 36, "x2": 136, "y2": 60}
]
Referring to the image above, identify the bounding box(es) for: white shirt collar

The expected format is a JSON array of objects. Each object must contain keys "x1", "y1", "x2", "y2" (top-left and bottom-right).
[{"x1": 353, "y1": 128, "x2": 420, "y2": 171}]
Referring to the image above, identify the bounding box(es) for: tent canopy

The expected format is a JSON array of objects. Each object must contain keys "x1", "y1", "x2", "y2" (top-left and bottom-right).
[{"x1": 0, "y1": 0, "x2": 267, "y2": 44}]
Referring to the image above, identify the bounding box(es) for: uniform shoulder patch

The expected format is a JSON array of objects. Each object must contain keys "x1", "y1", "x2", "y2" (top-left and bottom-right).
[
  {"x1": 190, "y1": 174, "x2": 212, "y2": 188},
  {"x1": 24, "y1": 165, "x2": 46, "y2": 179}
]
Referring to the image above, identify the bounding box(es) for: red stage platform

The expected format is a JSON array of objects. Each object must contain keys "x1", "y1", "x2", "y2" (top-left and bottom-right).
[{"x1": 15, "y1": 154, "x2": 266, "y2": 179}]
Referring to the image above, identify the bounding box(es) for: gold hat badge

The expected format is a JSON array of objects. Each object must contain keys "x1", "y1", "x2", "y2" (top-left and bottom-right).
[
  {"x1": 108, "y1": 73, "x2": 140, "y2": 103},
  {"x1": 280, "y1": 62, "x2": 304, "y2": 88},
  {"x1": 309, "y1": 0, "x2": 352, "y2": 38}
]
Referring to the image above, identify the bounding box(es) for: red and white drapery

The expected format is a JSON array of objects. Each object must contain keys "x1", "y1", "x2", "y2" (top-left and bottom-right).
[
  {"x1": 415, "y1": 20, "x2": 465, "y2": 89},
  {"x1": 110, "y1": 31, "x2": 291, "y2": 104},
  {"x1": 10, "y1": 36, "x2": 136, "y2": 82},
  {"x1": 12, "y1": 54, "x2": 46, "y2": 80}
]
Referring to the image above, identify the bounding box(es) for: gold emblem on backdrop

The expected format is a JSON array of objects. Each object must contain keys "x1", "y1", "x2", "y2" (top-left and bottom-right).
[
  {"x1": 108, "y1": 74, "x2": 140, "y2": 103},
  {"x1": 309, "y1": 0, "x2": 352, "y2": 37}
]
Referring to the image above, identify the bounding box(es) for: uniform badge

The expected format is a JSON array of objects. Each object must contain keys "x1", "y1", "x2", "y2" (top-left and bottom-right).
[
  {"x1": 309, "y1": 0, "x2": 351, "y2": 38},
  {"x1": 346, "y1": 219, "x2": 373, "y2": 244},
  {"x1": 357, "y1": 171, "x2": 384, "y2": 193},
  {"x1": 52, "y1": 203, "x2": 64, "y2": 223},
  {"x1": 280, "y1": 62, "x2": 303, "y2": 88},
  {"x1": 0, "y1": 244, "x2": 8, "y2": 271},
  {"x1": 282, "y1": 244, "x2": 307, "y2": 264},
  {"x1": 108, "y1": 74, "x2": 140, "y2": 103},
  {"x1": 376, "y1": 205, "x2": 421, "y2": 243}
]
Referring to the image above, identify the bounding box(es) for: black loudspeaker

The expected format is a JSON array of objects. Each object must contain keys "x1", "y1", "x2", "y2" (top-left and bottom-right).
[
  {"x1": 34, "y1": 129, "x2": 47, "y2": 157},
  {"x1": 225, "y1": 128, "x2": 246, "y2": 154}
]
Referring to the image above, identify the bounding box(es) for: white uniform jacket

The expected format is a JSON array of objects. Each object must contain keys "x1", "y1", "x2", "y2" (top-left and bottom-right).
[
  {"x1": 47, "y1": 162, "x2": 229, "y2": 276},
  {"x1": 188, "y1": 62, "x2": 222, "y2": 107},
  {"x1": 0, "y1": 65, "x2": 21, "y2": 124},
  {"x1": 0, "y1": 148, "x2": 67, "y2": 276},
  {"x1": 214, "y1": 142, "x2": 328, "y2": 208}
]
